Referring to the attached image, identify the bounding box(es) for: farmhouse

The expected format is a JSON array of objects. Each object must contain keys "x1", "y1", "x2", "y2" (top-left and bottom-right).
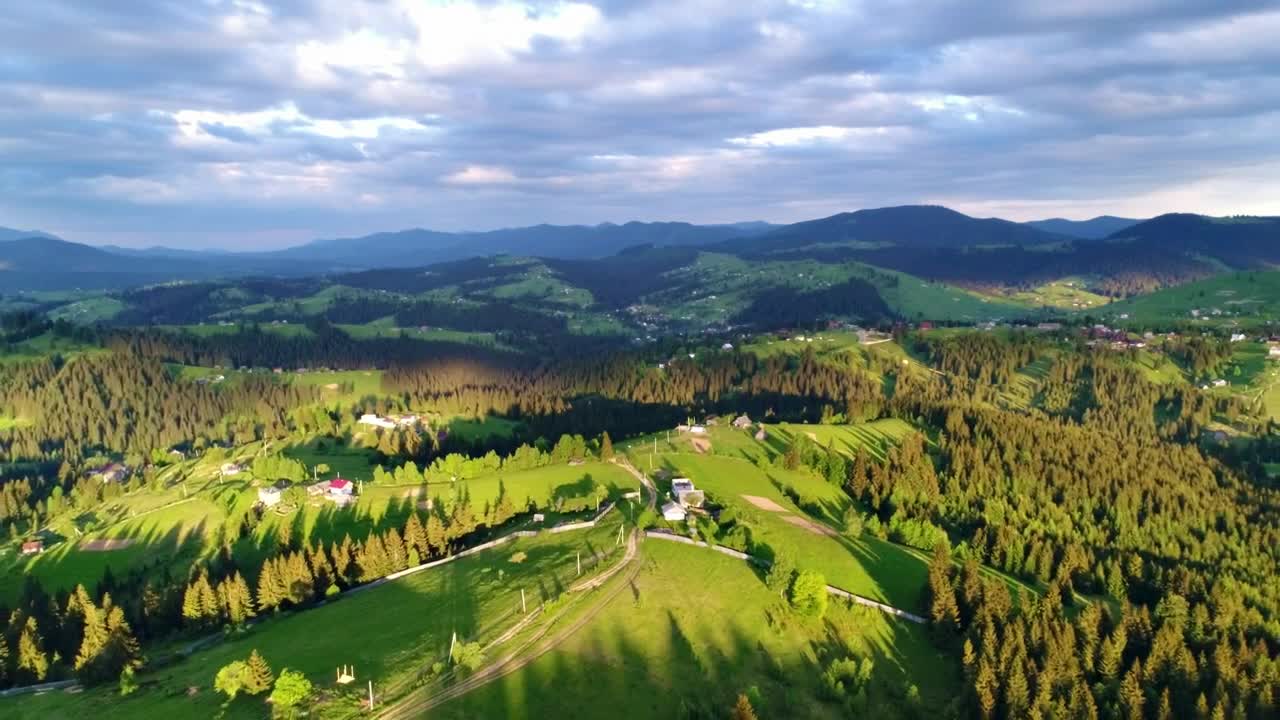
[
  {"x1": 671, "y1": 478, "x2": 705, "y2": 509},
  {"x1": 732, "y1": 414, "x2": 752, "y2": 429},
  {"x1": 21, "y1": 540, "x2": 44, "y2": 555},
  {"x1": 220, "y1": 462, "x2": 243, "y2": 476},
  {"x1": 258, "y1": 486, "x2": 282, "y2": 507},
  {"x1": 1212, "y1": 379, "x2": 1229, "y2": 388},
  {"x1": 307, "y1": 479, "x2": 331, "y2": 496},
  {"x1": 90, "y1": 463, "x2": 127, "y2": 483},
  {"x1": 327, "y1": 478, "x2": 355, "y2": 506},
  {"x1": 358, "y1": 413, "x2": 397, "y2": 430},
  {"x1": 688, "y1": 425, "x2": 707, "y2": 435},
  {"x1": 661, "y1": 501, "x2": 687, "y2": 522}
]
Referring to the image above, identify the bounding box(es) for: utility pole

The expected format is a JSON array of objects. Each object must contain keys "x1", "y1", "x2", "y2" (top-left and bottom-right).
[
  {"x1": 448, "y1": 631, "x2": 457, "y2": 665},
  {"x1": 521, "y1": 588, "x2": 527, "y2": 613},
  {"x1": 368, "y1": 680, "x2": 374, "y2": 710},
  {"x1": 577, "y1": 551, "x2": 581, "y2": 577}
]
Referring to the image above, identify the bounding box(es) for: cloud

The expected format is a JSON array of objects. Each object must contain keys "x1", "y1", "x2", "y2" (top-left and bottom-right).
[
  {"x1": 443, "y1": 165, "x2": 518, "y2": 185},
  {"x1": 0, "y1": 0, "x2": 1277, "y2": 248}
]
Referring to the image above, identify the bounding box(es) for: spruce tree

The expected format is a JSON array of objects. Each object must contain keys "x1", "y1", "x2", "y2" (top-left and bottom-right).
[
  {"x1": 17, "y1": 617, "x2": 48, "y2": 683},
  {"x1": 600, "y1": 431, "x2": 614, "y2": 461},
  {"x1": 244, "y1": 649, "x2": 273, "y2": 695},
  {"x1": 257, "y1": 561, "x2": 281, "y2": 612},
  {"x1": 729, "y1": 693, "x2": 758, "y2": 720}
]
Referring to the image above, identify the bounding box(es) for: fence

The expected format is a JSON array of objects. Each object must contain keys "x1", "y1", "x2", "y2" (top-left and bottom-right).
[{"x1": 643, "y1": 531, "x2": 926, "y2": 624}]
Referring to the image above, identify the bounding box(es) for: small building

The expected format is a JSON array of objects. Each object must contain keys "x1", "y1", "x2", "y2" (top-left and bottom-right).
[
  {"x1": 671, "y1": 478, "x2": 705, "y2": 509},
  {"x1": 306, "y1": 480, "x2": 331, "y2": 496},
  {"x1": 688, "y1": 425, "x2": 707, "y2": 435},
  {"x1": 1230, "y1": 333, "x2": 1247, "y2": 343},
  {"x1": 533, "y1": 513, "x2": 545, "y2": 523},
  {"x1": 326, "y1": 478, "x2": 355, "y2": 506},
  {"x1": 220, "y1": 462, "x2": 243, "y2": 476},
  {"x1": 91, "y1": 463, "x2": 127, "y2": 483},
  {"x1": 358, "y1": 414, "x2": 397, "y2": 430},
  {"x1": 732, "y1": 414, "x2": 752, "y2": 429},
  {"x1": 21, "y1": 540, "x2": 44, "y2": 555},
  {"x1": 721, "y1": 343, "x2": 734, "y2": 350},
  {"x1": 258, "y1": 486, "x2": 282, "y2": 507},
  {"x1": 1211, "y1": 379, "x2": 1228, "y2": 388},
  {"x1": 1269, "y1": 345, "x2": 1280, "y2": 359},
  {"x1": 754, "y1": 428, "x2": 767, "y2": 441},
  {"x1": 661, "y1": 501, "x2": 687, "y2": 522}
]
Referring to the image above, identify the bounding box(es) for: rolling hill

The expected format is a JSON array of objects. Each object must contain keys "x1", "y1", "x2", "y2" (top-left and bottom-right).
[{"x1": 1025, "y1": 215, "x2": 1141, "y2": 239}]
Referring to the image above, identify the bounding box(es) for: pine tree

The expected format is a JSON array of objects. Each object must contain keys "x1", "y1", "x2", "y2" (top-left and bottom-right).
[
  {"x1": 600, "y1": 431, "x2": 614, "y2": 461},
  {"x1": 244, "y1": 649, "x2": 273, "y2": 695},
  {"x1": 729, "y1": 693, "x2": 758, "y2": 720},
  {"x1": 1119, "y1": 659, "x2": 1145, "y2": 720},
  {"x1": 426, "y1": 513, "x2": 447, "y2": 556},
  {"x1": 403, "y1": 512, "x2": 427, "y2": 559},
  {"x1": 17, "y1": 617, "x2": 48, "y2": 683},
  {"x1": 181, "y1": 578, "x2": 204, "y2": 626},
  {"x1": 1157, "y1": 688, "x2": 1174, "y2": 720},
  {"x1": 74, "y1": 595, "x2": 110, "y2": 681},
  {"x1": 0, "y1": 633, "x2": 9, "y2": 686},
  {"x1": 257, "y1": 561, "x2": 282, "y2": 612},
  {"x1": 974, "y1": 659, "x2": 998, "y2": 720},
  {"x1": 927, "y1": 542, "x2": 960, "y2": 636},
  {"x1": 333, "y1": 536, "x2": 354, "y2": 584}
]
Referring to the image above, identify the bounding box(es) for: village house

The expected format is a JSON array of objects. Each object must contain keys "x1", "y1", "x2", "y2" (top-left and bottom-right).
[
  {"x1": 1269, "y1": 345, "x2": 1280, "y2": 359},
  {"x1": 327, "y1": 478, "x2": 355, "y2": 506},
  {"x1": 220, "y1": 462, "x2": 243, "y2": 476},
  {"x1": 732, "y1": 414, "x2": 752, "y2": 429},
  {"x1": 754, "y1": 428, "x2": 767, "y2": 441},
  {"x1": 1212, "y1": 379, "x2": 1229, "y2": 388},
  {"x1": 661, "y1": 501, "x2": 687, "y2": 522},
  {"x1": 258, "y1": 485, "x2": 282, "y2": 507},
  {"x1": 306, "y1": 479, "x2": 331, "y2": 496},
  {"x1": 90, "y1": 463, "x2": 127, "y2": 483},
  {"x1": 358, "y1": 413, "x2": 398, "y2": 430},
  {"x1": 21, "y1": 540, "x2": 44, "y2": 555},
  {"x1": 671, "y1": 478, "x2": 705, "y2": 509}
]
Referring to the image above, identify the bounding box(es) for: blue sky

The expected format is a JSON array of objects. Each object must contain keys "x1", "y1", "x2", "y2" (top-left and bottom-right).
[{"x1": 1, "y1": 0, "x2": 1278, "y2": 248}]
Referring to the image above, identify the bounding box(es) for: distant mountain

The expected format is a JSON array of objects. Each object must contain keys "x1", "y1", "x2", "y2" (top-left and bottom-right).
[
  {"x1": 1105, "y1": 214, "x2": 1280, "y2": 267},
  {"x1": 272, "y1": 221, "x2": 775, "y2": 268},
  {"x1": 1025, "y1": 216, "x2": 1141, "y2": 240},
  {"x1": 732, "y1": 205, "x2": 1067, "y2": 254},
  {"x1": 0, "y1": 227, "x2": 58, "y2": 242}
]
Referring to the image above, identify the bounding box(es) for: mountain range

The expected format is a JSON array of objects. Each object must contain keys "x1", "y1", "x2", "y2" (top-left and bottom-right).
[{"x1": 2, "y1": 208, "x2": 1276, "y2": 294}]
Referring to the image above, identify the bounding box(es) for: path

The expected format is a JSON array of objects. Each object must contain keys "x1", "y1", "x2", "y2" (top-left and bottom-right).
[{"x1": 376, "y1": 460, "x2": 656, "y2": 719}]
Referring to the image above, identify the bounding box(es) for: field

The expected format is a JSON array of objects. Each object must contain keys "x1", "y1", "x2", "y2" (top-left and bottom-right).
[
  {"x1": 984, "y1": 278, "x2": 1111, "y2": 310},
  {"x1": 434, "y1": 538, "x2": 958, "y2": 719},
  {"x1": 636, "y1": 451, "x2": 927, "y2": 609},
  {"x1": 1104, "y1": 270, "x2": 1280, "y2": 326},
  {"x1": 45, "y1": 296, "x2": 126, "y2": 323},
  {"x1": 3, "y1": 517, "x2": 628, "y2": 720}
]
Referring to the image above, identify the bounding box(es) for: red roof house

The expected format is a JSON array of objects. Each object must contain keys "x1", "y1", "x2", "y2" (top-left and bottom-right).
[{"x1": 21, "y1": 540, "x2": 44, "y2": 555}]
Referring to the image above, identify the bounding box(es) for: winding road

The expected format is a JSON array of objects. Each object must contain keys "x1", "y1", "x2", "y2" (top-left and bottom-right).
[{"x1": 376, "y1": 460, "x2": 656, "y2": 719}]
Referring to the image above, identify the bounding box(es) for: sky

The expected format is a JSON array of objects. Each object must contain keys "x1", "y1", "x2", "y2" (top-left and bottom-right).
[{"x1": 1, "y1": 0, "x2": 1278, "y2": 249}]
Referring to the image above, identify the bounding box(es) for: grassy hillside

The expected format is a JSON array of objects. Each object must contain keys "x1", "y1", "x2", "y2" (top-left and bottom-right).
[
  {"x1": 1102, "y1": 270, "x2": 1280, "y2": 325},
  {"x1": 435, "y1": 538, "x2": 959, "y2": 720},
  {"x1": 3, "y1": 517, "x2": 627, "y2": 720}
]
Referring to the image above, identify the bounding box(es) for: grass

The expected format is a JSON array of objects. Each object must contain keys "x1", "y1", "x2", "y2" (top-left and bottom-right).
[
  {"x1": 435, "y1": 538, "x2": 958, "y2": 720},
  {"x1": 2, "y1": 518, "x2": 627, "y2": 720},
  {"x1": 288, "y1": 370, "x2": 384, "y2": 401},
  {"x1": 629, "y1": 447, "x2": 926, "y2": 609},
  {"x1": 446, "y1": 415, "x2": 524, "y2": 443},
  {"x1": 0, "y1": 415, "x2": 31, "y2": 430},
  {"x1": 335, "y1": 323, "x2": 510, "y2": 349},
  {"x1": 983, "y1": 277, "x2": 1111, "y2": 310},
  {"x1": 46, "y1": 296, "x2": 126, "y2": 323},
  {"x1": 1104, "y1": 270, "x2": 1280, "y2": 327},
  {"x1": 764, "y1": 420, "x2": 916, "y2": 462}
]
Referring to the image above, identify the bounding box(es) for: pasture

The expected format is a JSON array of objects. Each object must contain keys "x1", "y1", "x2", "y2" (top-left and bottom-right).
[
  {"x1": 2, "y1": 517, "x2": 628, "y2": 720},
  {"x1": 434, "y1": 538, "x2": 958, "y2": 720}
]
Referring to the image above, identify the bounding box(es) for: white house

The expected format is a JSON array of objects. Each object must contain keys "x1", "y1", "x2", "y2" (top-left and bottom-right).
[
  {"x1": 661, "y1": 501, "x2": 687, "y2": 522},
  {"x1": 358, "y1": 414, "x2": 397, "y2": 430},
  {"x1": 721, "y1": 343, "x2": 734, "y2": 350},
  {"x1": 671, "y1": 478, "x2": 705, "y2": 508},
  {"x1": 1269, "y1": 345, "x2": 1280, "y2": 359},
  {"x1": 732, "y1": 415, "x2": 752, "y2": 429},
  {"x1": 688, "y1": 425, "x2": 707, "y2": 435},
  {"x1": 220, "y1": 462, "x2": 243, "y2": 476},
  {"x1": 1230, "y1": 333, "x2": 1247, "y2": 343},
  {"x1": 1211, "y1": 379, "x2": 1229, "y2": 388},
  {"x1": 258, "y1": 486, "x2": 282, "y2": 507},
  {"x1": 327, "y1": 478, "x2": 355, "y2": 506}
]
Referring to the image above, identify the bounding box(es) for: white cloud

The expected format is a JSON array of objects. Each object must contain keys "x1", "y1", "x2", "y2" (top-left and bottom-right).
[
  {"x1": 165, "y1": 102, "x2": 431, "y2": 143},
  {"x1": 443, "y1": 165, "x2": 518, "y2": 185},
  {"x1": 401, "y1": 1, "x2": 603, "y2": 70},
  {"x1": 727, "y1": 125, "x2": 908, "y2": 148}
]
